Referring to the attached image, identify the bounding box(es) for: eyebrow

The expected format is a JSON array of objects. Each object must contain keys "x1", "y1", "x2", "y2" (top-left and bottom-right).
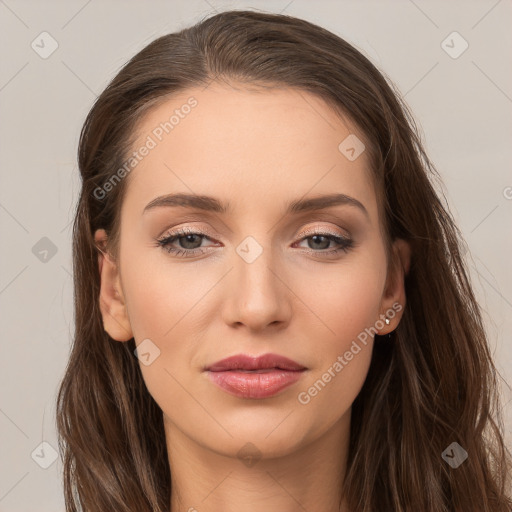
[{"x1": 143, "y1": 192, "x2": 369, "y2": 219}]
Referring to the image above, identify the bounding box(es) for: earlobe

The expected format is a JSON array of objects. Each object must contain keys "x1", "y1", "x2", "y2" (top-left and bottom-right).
[{"x1": 94, "y1": 229, "x2": 133, "y2": 342}]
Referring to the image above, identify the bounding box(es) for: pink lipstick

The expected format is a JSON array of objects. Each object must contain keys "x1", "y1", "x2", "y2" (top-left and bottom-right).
[{"x1": 204, "y1": 353, "x2": 306, "y2": 399}]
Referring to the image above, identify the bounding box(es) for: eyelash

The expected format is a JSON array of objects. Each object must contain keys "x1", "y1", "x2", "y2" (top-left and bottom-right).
[{"x1": 156, "y1": 227, "x2": 354, "y2": 259}]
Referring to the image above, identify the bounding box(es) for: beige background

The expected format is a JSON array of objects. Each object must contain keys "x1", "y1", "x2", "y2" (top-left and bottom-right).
[{"x1": 0, "y1": 1, "x2": 511, "y2": 510}]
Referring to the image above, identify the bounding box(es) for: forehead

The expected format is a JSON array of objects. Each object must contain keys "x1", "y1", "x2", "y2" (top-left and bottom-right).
[{"x1": 122, "y1": 83, "x2": 377, "y2": 221}]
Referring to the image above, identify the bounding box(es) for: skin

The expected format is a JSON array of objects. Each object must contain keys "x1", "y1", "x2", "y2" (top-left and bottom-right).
[{"x1": 95, "y1": 82, "x2": 410, "y2": 512}]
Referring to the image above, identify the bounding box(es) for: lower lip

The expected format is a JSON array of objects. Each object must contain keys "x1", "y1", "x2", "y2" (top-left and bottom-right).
[{"x1": 206, "y1": 369, "x2": 305, "y2": 399}]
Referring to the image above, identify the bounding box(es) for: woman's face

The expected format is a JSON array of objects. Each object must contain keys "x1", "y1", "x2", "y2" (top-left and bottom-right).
[{"x1": 95, "y1": 83, "x2": 408, "y2": 460}]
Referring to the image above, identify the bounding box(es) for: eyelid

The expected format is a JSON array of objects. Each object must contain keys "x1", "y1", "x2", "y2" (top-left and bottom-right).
[
  {"x1": 296, "y1": 224, "x2": 350, "y2": 239},
  {"x1": 159, "y1": 224, "x2": 216, "y2": 239},
  {"x1": 161, "y1": 221, "x2": 349, "y2": 238}
]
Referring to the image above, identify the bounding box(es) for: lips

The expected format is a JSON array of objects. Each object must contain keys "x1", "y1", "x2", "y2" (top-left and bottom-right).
[
  {"x1": 204, "y1": 353, "x2": 307, "y2": 399},
  {"x1": 205, "y1": 353, "x2": 306, "y2": 372}
]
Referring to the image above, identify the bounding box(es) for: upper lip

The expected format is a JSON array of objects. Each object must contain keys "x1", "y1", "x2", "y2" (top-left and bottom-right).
[{"x1": 205, "y1": 353, "x2": 306, "y2": 372}]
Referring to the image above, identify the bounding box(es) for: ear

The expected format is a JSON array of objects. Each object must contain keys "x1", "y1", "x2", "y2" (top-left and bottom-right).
[
  {"x1": 377, "y1": 238, "x2": 411, "y2": 335},
  {"x1": 94, "y1": 229, "x2": 133, "y2": 342}
]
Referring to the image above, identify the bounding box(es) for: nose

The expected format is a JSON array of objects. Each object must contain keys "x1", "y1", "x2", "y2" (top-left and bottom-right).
[{"x1": 221, "y1": 248, "x2": 292, "y2": 333}]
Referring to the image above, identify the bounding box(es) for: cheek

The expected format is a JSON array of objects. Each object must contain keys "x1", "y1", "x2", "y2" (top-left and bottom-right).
[
  {"x1": 291, "y1": 249, "x2": 386, "y2": 420},
  {"x1": 120, "y1": 255, "x2": 201, "y2": 414},
  {"x1": 119, "y1": 248, "x2": 216, "y2": 387},
  {"x1": 296, "y1": 341, "x2": 372, "y2": 439},
  {"x1": 293, "y1": 249, "x2": 387, "y2": 349},
  {"x1": 120, "y1": 248, "x2": 201, "y2": 340},
  {"x1": 293, "y1": 290, "x2": 377, "y2": 436}
]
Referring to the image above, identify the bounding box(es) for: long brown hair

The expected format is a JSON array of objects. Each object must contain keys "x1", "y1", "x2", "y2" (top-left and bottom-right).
[{"x1": 55, "y1": 9, "x2": 512, "y2": 511}]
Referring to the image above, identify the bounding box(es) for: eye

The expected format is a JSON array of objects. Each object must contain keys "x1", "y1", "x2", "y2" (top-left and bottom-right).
[
  {"x1": 156, "y1": 227, "x2": 354, "y2": 259},
  {"x1": 156, "y1": 227, "x2": 217, "y2": 258},
  {"x1": 293, "y1": 231, "x2": 354, "y2": 257}
]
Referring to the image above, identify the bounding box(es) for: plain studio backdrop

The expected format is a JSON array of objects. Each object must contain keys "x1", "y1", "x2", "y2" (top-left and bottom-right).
[{"x1": 0, "y1": 1, "x2": 511, "y2": 510}]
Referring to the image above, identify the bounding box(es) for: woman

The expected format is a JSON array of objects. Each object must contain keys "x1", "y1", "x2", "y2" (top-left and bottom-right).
[{"x1": 55, "y1": 9, "x2": 512, "y2": 512}]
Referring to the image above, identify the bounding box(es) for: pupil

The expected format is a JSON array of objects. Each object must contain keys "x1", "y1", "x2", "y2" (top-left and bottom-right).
[
  {"x1": 181, "y1": 234, "x2": 201, "y2": 249},
  {"x1": 310, "y1": 235, "x2": 329, "y2": 250}
]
